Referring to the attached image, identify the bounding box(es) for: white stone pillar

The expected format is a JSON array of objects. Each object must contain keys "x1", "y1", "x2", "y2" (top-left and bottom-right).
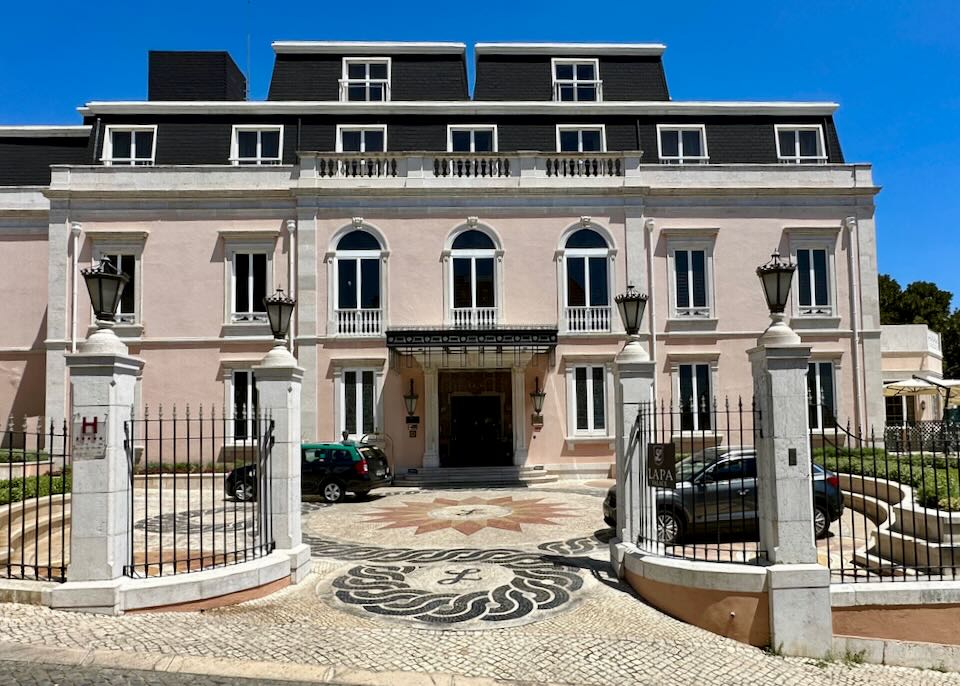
[
  {"x1": 614, "y1": 342, "x2": 655, "y2": 553},
  {"x1": 423, "y1": 367, "x2": 440, "y2": 468},
  {"x1": 511, "y1": 366, "x2": 528, "y2": 466},
  {"x1": 254, "y1": 346, "x2": 311, "y2": 583},
  {"x1": 750, "y1": 340, "x2": 832, "y2": 658}
]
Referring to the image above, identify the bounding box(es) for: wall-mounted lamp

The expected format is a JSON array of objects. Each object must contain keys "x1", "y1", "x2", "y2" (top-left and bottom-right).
[
  {"x1": 530, "y1": 376, "x2": 546, "y2": 428},
  {"x1": 404, "y1": 379, "x2": 420, "y2": 437}
]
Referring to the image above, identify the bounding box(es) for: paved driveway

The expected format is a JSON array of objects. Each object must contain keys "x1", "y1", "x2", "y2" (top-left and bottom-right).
[{"x1": 0, "y1": 484, "x2": 957, "y2": 685}]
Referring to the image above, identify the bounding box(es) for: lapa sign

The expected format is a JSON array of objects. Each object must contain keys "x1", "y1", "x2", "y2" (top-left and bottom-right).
[{"x1": 647, "y1": 442, "x2": 676, "y2": 488}]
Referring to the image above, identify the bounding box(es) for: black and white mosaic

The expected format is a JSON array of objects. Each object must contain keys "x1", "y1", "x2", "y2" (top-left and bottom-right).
[
  {"x1": 309, "y1": 535, "x2": 584, "y2": 629},
  {"x1": 536, "y1": 529, "x2": 615, "y2": 557},
  {"x1": 136, "y1": 501, "x2": 330, "y2": 534}
]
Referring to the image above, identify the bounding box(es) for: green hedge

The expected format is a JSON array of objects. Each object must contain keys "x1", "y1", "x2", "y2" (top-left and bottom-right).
[
  {"x1": 0, "y1": 471, "x2": 71, "y2": 506},
  {"x1": 0, "y1": 450, "x2": 50, "y2": 464},
  {"x1": 136, "y1": 462, "x2": 235, "y2": 475},
  {"x1": 814, "y1": 447, "x2": 960, "y2": 511}
]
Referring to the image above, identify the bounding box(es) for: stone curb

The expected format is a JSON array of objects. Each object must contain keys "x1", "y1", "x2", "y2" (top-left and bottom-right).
[{"x1": 0, "y1": 639, "x2": 565, "y2": 685}]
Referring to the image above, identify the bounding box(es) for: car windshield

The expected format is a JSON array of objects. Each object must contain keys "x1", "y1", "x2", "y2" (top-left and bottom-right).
[
  {"x1": 359, "y1": 446, "x2": 387, "y2": 461},
  {"x1": 674, "y1": 447, "x2": 755, "y2": 482}
]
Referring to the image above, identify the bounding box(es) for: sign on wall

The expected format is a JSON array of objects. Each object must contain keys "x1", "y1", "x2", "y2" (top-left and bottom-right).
[
  {"x1": 73, "y1": 414, "x2": 107, "y2": 460},
  {"x1": 647, "y1": 442, "x2": 677, "y2": 488}
]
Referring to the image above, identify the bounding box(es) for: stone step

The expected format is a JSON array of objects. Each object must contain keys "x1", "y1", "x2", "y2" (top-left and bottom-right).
[{"x1": 392, "y1": 467, "x2": 558, "y2": 489}]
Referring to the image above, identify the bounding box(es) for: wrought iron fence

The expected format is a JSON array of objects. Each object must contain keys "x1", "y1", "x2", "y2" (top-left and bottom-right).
[
  {"x1": 814, "y1": 415, "x2": 960, "y2": 583},
  {"x1": 0, "y1": 417, "x2": 71, "y2": 582},
  {"x1": 123, "y1": 406, "x2": 275, "y2": 578},
  {"x1": 633, "y1": 397, "x2": 765, "y2": 565}
]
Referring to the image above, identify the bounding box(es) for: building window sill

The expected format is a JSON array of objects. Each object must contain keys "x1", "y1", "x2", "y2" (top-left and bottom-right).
[
  {"x1": 564, "y1": 435, "x2": 615, "y2": 450},
  {"x1": 221, "y1": 322, "x2": 274, "y2": 338},
  {"x1": 665, "y1": 317, "x2": 718, "y2": 332},
  {"x1": 790, "y1": 316, "x2": 841, "y2": 330}
]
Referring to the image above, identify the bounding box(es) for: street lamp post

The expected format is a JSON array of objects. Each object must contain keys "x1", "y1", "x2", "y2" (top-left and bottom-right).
[
  {"x1": 260, "y1": 288, "x2": 298, "y2": 367},
  {"x1": 756, "y1": 251, "x2": 801, "y2": 345},
  {"x1": 78, "y1": 257, "x2": 130, "y2": 354}
]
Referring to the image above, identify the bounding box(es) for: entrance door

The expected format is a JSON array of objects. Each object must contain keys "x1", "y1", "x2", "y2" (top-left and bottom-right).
[{"x1": 448, "y1": 395, "x2": 510, "y2": 467}]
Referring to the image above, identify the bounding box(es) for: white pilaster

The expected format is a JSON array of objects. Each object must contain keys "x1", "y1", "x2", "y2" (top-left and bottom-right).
[
  {"x1": 423, "y1": 367, "x2": 440, "y2": 467},
  {"x1": 511, "y1": 366, "x2": 528, "y2": 466}
]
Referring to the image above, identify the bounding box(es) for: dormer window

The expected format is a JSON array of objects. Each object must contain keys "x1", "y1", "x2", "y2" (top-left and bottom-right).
[
  {"x1": 102, "y1": 126, "x2": 156, "y2": 166},
  {"x1": 231, "y1": 126, "x2": 282, "y2": 165},
  {"x1": 341, "y1": 58, "x2": 391, "y2": 102},
  {"x1": 776, "y1": 125, "x2": 827, "y2": 164},
  {"x1": 552, "y1": 59, "x2": 601, "y2": 102},
  {"x1": 657, "y1": 125, "x2": 708, "y2": 164}
]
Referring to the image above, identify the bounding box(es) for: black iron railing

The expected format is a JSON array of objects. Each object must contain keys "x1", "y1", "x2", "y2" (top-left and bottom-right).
[
  {"x1": 123, "y1": 406, "x2": 275, "y2": 578},
  {"x1": 0, "y1": 418, "x2": 71, "y2": 582}
]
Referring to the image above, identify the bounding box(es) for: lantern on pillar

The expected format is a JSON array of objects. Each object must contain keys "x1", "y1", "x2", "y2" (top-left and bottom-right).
[
  {"x1": 756, "y1": 251, "x2": 801, "y2": 345},
  {"x1": 530, "y1": 376, "x2": 546, "y2": 428}
]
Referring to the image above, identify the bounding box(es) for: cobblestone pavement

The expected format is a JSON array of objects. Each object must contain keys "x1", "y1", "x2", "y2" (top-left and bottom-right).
[
  {"x1": 0, "y1": 661, "x2": 320, "y2": 686},
  {"x1": 0, "y1": 485, "x2": 957, "y2": 685}
]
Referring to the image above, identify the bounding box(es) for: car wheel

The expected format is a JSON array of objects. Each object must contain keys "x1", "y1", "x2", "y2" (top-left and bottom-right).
[
  {"x1": 322, "y1": 480, "x2": 345, "y2": 504},
  {"x1": 234, "y1": 481, "x2": 255, "y2": 502},
  {"x1": 657, "y1": 511, "x2": 682, "y2": 545},
  {"x1": 813, "y1": 505, "x2": 829, "y2": 539}
]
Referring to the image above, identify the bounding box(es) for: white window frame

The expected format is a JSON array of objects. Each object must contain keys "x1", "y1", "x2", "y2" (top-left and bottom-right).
[
  {"x1": 222, "y1": 238, "x2": 276, "y2": 328},
  {"x1": 334, "y1": 365, "x2": 384, "y2": 441},
  {"x1": 449, "y1": 250, "x2": 497, "y2": 310},
  {"x1": 563, "y1": 359, "x2": 615, "y2": 444},
  {"x1": 226, "y1": 368, "x2": 259, "y2": 442},
  {"x1": 336, "y1": 125, "x2": 388, "y2": 153},
  {"x1": 101, "y1": 125, "x2": 157, "y2": 166},
  {"x1": 90, "y1": 237, "x2": 147, "y2": 332},
  {"x1": 230, "y1": 125, "x2": 283, "y2": 165},
  {"x1": 446, "y1": 125, "x2": 499, "y2": 152},
  {"x1": 775, "y1": 124, "x2": 827, "y2": 164},
  {"x1": 555, "y1": 125, "x2": 607, "y2": 153},
  {"x1": 656, "y1": 124, "x2": 709, "y2": 164},
  {"x1": 551, "y1": 58, "x2": 602, "y2": 102},
  {"x1": 340, "y1": 57, "x2": 392, "y2": 102},
  {"x1": 792, "y1": 245, "x2": 835, "y2": 317},
  {"x1": 560, "y1": 241, "x2": 615, "y2": 334},
  {"x1": 674, "y1": 362, "x2": 714, "y2": 432},
  {"x1": 808, "y1": 361, "x2": 837, "y2": 431},
  {"x1": 667, "y1": 239, "x2": 715, "y2": 319}
]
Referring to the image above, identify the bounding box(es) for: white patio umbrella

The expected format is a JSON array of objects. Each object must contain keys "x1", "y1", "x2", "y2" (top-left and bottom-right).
[{"x1": 883, "y1": 378, "x2": 941, "y2": 397}]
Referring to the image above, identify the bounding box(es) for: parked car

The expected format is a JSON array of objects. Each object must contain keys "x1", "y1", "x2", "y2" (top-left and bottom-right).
[
  {"x1": 225, "y1": 441, "x2": 392, "y2": 504},
  {"x1": 602, "y1": 446, "x2": 844, "y2": 543}
]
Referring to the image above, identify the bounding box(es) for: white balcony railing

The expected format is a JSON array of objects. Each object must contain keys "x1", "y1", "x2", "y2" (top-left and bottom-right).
[
  {"x1": 565, "y1": 305, "x2": 612, "y2": 333},
  {"x1": 450, "y1": 307, "x2": 498, "y2": 329},
  {"x1": 338, "y1": 79, "x2": 392, "y2": 102},
  {"x1": 553, "y1": 81, "x2": 603, "y2": 102},
  {"x1": 336, "y1": 308, "x2": 383, "y2": 336}
]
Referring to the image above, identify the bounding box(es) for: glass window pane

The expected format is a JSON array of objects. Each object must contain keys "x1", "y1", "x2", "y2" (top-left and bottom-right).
[
  {"x1": 338, "y1": 258, "x2": 357, "y2": 309},
  {"x1": 675, "y1": 250, "x2": 690, "y2": 308},
  {"x1": 235, "y1": 253, "x2": 249, "y2": 313},
  {"x1": 111, "y1": 131, "x2": 132, "y2": 158},
  {"x1": 660, "y1": 130, "x2": 679, "y2": 157},
  {"x1": 813, "y1": 250, "x2": 829, "y2": 306},
  {"x1": 576, "y1": 63, "x2": 595, "y2": 80},
  {"x1": 360, "y1": 258, "x2": 380, "y2": 309},
  {"x1": 452, "y1": 258, "x2": 472, "y2": 308},
  {"x1": 576, "y1": 86, "x2": 596, "y2": 102},
  {"x1": 369, "y1": 84, "x2": 384, "y2": 102},
  {"x1": 819, "y1": 363, "x2": 835, "y2": 424},
  {"x1": 588, "y1": 256, "x2": 608, "y2": 306},
  {"x1": 691, "y1": 250, "x2": 707, "y2": 308},
  {"x1": 575, "y1": 367, "x2": 588, "y2": 430},
  {"x1": 696, "y1": 364, "x2": 712, "y2": 430},
  {"x1": 581, "y1": 130, "x2": 602, "y2": 151},
  {"x1": 681, "y1": 129, "x2": 702, "y2": 157},
  {"x1": 473, "y1": 130, "x2": 493, "y2": 152},
  {"x1": 237, "y1": 131, "x2": 258, "y2": 159},
  {"x1": 566, "y1": 229, "x2": 607, "y2": 249},
  {"x1": 134, "y1": 131, "x2": 153, "y2": 159},
  {"x1": 347, "y1": 63, "x2": 365, "y2": 79},
  {"x1": 337, "y1": 230, "x2": 380, "y2": 251},
  {"x1": 558, "y1": 85, "x2": 575, "y2": 102},
  {"x1": 234, "y1": 371, "x2": 249, "y2": 437},
  {"x1": 592, "y1": 367, "x2": 605, "y2": 430},
  {"x1": 778, "y1": 130, "x2": 795, "y2": 158},
  {"x1": 799, "y1": 129, "x2": 819, "y2": 157},
  {"x1": 905, "y1": 397, "x2": 917, "y2": 423},
  {"x1": 566, "y1": 257, "x2": 586, "y2": 307},
  {"x1": 556, "y1": 64, "x2": 573, "y2": 80},
  {"x1": 344, "y1": 371, "x2": 357, "y2": 434},
  {"x1": 451, "y1": 230, "x2": 494, "y2": 250},
  {"x1": 807, "y1": 363, "x2": 819, "y2": 428},
  {"x1": 347, "y1": 85, "x2": 366, "y2": 101},
  {"x1": 260, "y1": 130, "x2": 280, "y2": 158},
  {"x1": 475, "y1": 258, "x2": 495, "y2": 307},
  {"x1": 341, "y1": 130, "x2": 361, "y2": 151},
  {"x1": 451, "y1": 130, "x2": 471, "y2": 152},
  {"x1": 364, "y1": 130, "x2": 384, "y2": 152},
  {"x1": 559, "y1": 130, "x2": 579, "y2": 152},
  {"x1": 362, "y1": 371, "x2": 375, "y2": 434},
  {"x1": 369, "y1": 63, "x2": 387, "y2": 79},
  {"x1": 885, "y1": 396, "x2": 904, "y2": 425},
  {"x1": 120, "y1": 255, "x2": 135, "y2": 314},
  {"x1": 679, "y1": 365, "x2": 694, "y2": 431},
  {"x1": 252, "y1": 254, "x2": 266, "y2": 312},
  {"x1": 797, "y1": 250, "x2": 811, "y2": 306}
]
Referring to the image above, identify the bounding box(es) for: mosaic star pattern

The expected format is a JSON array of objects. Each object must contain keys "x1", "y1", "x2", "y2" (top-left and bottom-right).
[{"x1": 363, "y1": 495, "x2": 579, "y2": 535}]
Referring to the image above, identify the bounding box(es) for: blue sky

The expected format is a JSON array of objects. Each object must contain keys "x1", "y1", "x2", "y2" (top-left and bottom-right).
[{"x1": 2, "y1": 1, "x2": 958, "y2": 304}]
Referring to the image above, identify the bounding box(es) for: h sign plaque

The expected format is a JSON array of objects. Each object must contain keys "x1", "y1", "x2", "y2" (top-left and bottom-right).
[
  {"x1": 647, "y1": 442, "x2": 677, "y2": 488},
  {"x1": 73, "y1": 414, "x2": 107, "y2": 460}
]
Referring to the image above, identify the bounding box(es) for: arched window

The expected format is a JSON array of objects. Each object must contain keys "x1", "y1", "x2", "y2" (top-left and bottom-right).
[
  {"x1": 334, "y1": 229, "x2": 383, "y2": 335},
  {"x1": 448, "y1": 229, "x2": 498, "y2": 328},
  {"x1": 562, "y1": 228, "x2": 612, "y2": 333}
]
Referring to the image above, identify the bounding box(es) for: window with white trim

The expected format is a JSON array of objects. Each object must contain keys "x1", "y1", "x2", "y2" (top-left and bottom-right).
[
  {"x1": 557, "y1": 126, "x2": 605, "y2": 152},
  {"x1": 678, "y1": 363, "x2": 712, "y2": 431},
  {"x1": 562, "y1": 229, "x2": 612, "y2": 333},
  {"x1": 796, "y1": 248, "x2": 832, "y2": 315},
  {"x1": 341, "y1": 58, "x2": 390, "y2": 102},
  {"x1": 231, "y1": 370, "x2": 259, "y2": 440},
  {"x1": 885, "y1": 395, "x2": 917, "y2": 427},
  {"x1": 341, "y1": 369, "x2": 376, "y2": 438},
  {"x1": 574, "y1": 366, "x2": 606, "y2": 434},
  {"x1": 552, "y1": 59, "x2": 601, "y2": 102},
  {"x1": 231, "y1": 126, "x2": 282, "y2": 165},
  {"x1": 807, "y1": 362, "x2": 836, "y2": 430},
  {"x1": 337, "y1": 126, "x2": 386, "y2": 152},
  {"x1": 102, "y1": 126, "x2": 156, "y2": 166},
  {"x1": 102, "y1": 253, "x2": 137, "y2": 323},
  {"x1": 776, "y1": 125, "x2": 826, "y2": 164},
  {"x1": 232, "y1": 252, "x2": 268, "y2": 322},
  {"x1": 670, "y1": 245, "x2": 712, "y2": 318},
  {"x1": 448, "y1": 126, "x2": 497, "y2": 152},
  {"x1": 450, "y1": 230, "x2": 497, "y2": 326},
  {"x1": 334, "y1": 230, "x2": 383, "y2": 336},
  {"x1": 657, "y1": 125, "x2": 708, "y2": 164}
]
